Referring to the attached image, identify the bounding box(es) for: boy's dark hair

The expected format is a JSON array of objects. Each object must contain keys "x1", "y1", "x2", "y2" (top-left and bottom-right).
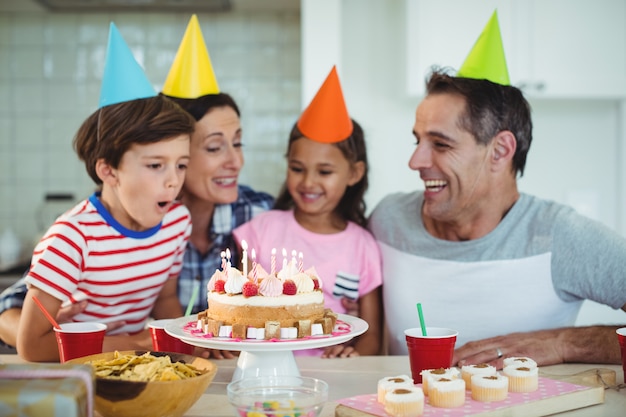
[
  {"x1": 274, "y1": 119, "x2": 369, "y2": 228},
  {"x1": 73, "y1": 95, "x2": 195, "y2": 185},
  {"x1": 426, "y1": 68, "x2": 533, "y2": 177},
  {"x1": 161, "y1": 92, "x2": 241, "y2": 122}
]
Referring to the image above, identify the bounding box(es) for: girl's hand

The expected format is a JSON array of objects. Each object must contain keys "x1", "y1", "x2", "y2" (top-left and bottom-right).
[
  {"x1": 341, "y1": 297, "x2": 359, "y2": 316},
  {"x1": 197, "y1": 348, "x2": 239, "y2": 359},
  {"x1": 321, "y1": 343, "x2": 359, "y2": 358}
]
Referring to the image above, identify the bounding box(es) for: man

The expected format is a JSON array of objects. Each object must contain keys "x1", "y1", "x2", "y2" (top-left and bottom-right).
[{"x1": 369, "y1": 12, "x2": 625, "y2": 367}]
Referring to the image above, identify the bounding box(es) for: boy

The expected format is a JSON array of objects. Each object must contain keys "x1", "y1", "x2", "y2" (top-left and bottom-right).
[{"x1": 16, "y1": 23, "x2": 195, "y2": 362}]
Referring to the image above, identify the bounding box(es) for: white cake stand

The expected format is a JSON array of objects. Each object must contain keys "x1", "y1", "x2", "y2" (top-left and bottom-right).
[{"x1": 165, "y1": 314, "x2": 368, "y2": 381}]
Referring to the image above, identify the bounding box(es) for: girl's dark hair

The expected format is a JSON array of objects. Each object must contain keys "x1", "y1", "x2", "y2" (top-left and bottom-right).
[
  {"x1": 73, "y1": 95, "x2": 195, "y2": 185},
  {"x1": 161, "y1": 92, "x2": 241, "y2": 121},
  {"x1": 425, "y1": 68, "x2": 533, "y2": 177},
  {"x1": 274, "y1": 119, "x2": 369, "y2": 228}
]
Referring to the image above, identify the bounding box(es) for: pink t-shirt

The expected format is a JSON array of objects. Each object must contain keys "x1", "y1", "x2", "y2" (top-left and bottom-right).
[{"x1": 233, "y1": 209, "x2": 383, "y2": 315}]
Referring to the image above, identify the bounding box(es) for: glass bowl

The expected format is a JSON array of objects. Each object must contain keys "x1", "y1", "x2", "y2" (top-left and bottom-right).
[{"x1": 227, "y1": 375, "x2": 329, "y2": 417}]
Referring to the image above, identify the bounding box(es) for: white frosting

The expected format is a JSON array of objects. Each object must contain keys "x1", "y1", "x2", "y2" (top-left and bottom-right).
[
  {"x1": 462, "y1": 364, "x2": 496, "y2": 376},
  {"x1": 224, "y1": 268, "x2": 247, "y2": 294},
  {"x1": 384, "y1": 385, "x2": 424, "y2": 403},
  {"x1": 208, "y1": 291, "x2": 324, "y2": 306},
  {"x1": 502, "y1": 365, "x2": 539, "y2": 377},
  {"x1": 277, "y1": 259, "x2": 299, "y2": 280},
  {"x1": 305, "y1": 266, "x2": 322, "y2": 288},
  {"x1": 503, "y1": 357, "x2": 537, "y2": 369},
  {"x1": 430, "y1": 377, "x2": 466, "y2": 392},
  {"x1": 292, "y1": 272, "x2": 315, "y2": 293},
  {"x1": 471, "y1": 373, "x2": 508, "y2": 389},
  {"x1": 421, "y1": 367, "x2": 460, "y2": 381}
]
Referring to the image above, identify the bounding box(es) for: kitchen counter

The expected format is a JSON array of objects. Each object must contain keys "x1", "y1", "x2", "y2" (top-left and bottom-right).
[{"x1": 1, "y1": 355, "x2": 624, "y2": 416}]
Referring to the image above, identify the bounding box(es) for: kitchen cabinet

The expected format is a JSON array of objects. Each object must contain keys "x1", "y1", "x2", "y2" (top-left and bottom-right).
[{"x1": 406, "y1": 0, "x2": 626, "y2": 99}]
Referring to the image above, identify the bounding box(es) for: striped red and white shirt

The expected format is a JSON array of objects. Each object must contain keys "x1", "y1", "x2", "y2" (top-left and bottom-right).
[{"x1": 25, "y1": 192, "x2": 191, "y2": 335}]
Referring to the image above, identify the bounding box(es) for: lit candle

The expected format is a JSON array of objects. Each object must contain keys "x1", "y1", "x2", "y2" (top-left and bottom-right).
[
  {"x1": 241, "y1": 240, "x2": 248, "y2": 278},
  {"x1": 225, "y1": 248, "x2": 231, "y2": 279},
  {"x1": 291, "y1": 249, "x2": 297, "y2": 266},
  {"x1": 251, "y1": 248, "x2": 258, "y2": 282},
  {"x1": 298, "y1": 252, "x2": 303, "y2": 272},
  {"x1": 271, "y1": 248, "x2": 276, "y2": 275},
  {"x1": 282, "y1": 248, "x2": 288, "y2": 271}
]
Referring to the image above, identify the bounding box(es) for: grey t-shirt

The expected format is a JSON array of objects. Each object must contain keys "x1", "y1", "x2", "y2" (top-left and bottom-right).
[{"x1": 369, "y1": 192, "x2": 626, "y2": 353}]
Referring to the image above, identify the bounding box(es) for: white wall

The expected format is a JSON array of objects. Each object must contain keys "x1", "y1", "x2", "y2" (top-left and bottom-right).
[
  {"x1": 302, "y1": 0, "x2": 625, "y2": 326},
  {"x1": 0, "y1": 9, "x2": 300, "y2": 263}
]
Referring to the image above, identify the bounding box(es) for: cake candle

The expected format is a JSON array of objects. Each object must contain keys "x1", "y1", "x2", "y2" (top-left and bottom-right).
[
  {"x1": 271, "y1": 248, "x2": 276, "y2": 274},
  {"x1": 282, "y1": 248, "x2": 288, "y2": 272},
  {"x1": 298, "y1": 252, "x2": 303, "y2": 272},
  {"x1": 241, "y1": 240, "x2": 248, "y2": 278},
  {"x1": 251, "y1": 248, "x2": 258, "y2": 283}
]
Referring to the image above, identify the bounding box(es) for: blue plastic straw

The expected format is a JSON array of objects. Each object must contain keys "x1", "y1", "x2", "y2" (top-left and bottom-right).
[{"x1": 416, "y1": 303, "x2": 427, "y2": 336}]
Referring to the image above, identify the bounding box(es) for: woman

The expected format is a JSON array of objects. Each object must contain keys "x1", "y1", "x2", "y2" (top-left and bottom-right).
[{"x1": 166, "y1": 92, "x2": 274, "y2": 315}]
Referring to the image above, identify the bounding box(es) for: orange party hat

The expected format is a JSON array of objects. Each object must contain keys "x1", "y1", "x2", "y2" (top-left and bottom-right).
[
  {"x1": 162, "y1": 14, "x2": 219, "y2": 98},
  {"x1": 297, "y1": 66, "x2": 353, "y2": 144},
  {"x1": 457, "y1": 10, "x2": 510, "y2": 86}
]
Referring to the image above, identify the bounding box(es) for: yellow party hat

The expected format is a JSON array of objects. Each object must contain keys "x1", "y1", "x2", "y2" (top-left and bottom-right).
[
  {"x1": 457, "y1": 10, "x2": 510, "y2": 85},
  {"x1": 162, "y1": 14, "x2": 219, "y2": 98},
  {"x1": 297, "y1": 66, "x2": 353, "y2": 144}
]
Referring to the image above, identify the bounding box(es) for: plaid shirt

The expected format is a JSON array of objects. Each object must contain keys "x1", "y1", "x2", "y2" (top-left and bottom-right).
[{"x1": 178, "y1": 185, "x2": 274, "y2": 314}]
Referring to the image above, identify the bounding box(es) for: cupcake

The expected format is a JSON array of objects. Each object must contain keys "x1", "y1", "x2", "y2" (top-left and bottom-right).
[
  {"x1": 377, "y1": 375, "x2": 414, "y2": 403},
  {"x1": 384, "y1": 386, "x2": 425, "y2": 417},
  {"x1": 420, "y1": 367, "x2": 460, "y2": 396},
  {"x1": 502, "y1": 365, "x2": 539, "y2": 392},
  {"x1": 428, "y1": 377, "x2": 466, "y2": 408},
  {"x1": 503, "y1": 356, "x2": 537, "y2": 369},
  {"x1": 461, "y1": 363, "x2": 496, "y2": 390},
  {"x1": 471, "y1": 373, "x2": 509, "y2": 402}
]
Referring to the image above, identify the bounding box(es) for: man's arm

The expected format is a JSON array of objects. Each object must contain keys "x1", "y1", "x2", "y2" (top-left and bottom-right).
[{"x1": 454, "y1": 310, "x2": 625, "y2": 369}]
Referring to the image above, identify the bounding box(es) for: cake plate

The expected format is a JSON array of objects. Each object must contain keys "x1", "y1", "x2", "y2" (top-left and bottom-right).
[{"x1": 165, "y1": 314, "x2": 368, "y2": 381}]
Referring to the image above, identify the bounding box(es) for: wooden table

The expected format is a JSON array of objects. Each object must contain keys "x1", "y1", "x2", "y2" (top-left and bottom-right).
[{"x1": 2, "y1": 355, "x2": 624, "y2": 416}]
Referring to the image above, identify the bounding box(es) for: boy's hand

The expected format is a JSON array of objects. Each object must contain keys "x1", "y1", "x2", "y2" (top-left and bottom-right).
[
  {"x1": 321, "y1": 343, "x2": 359, "y2": 358},
  {"x1": 56, "y1": 300, "x2": 125, "y2": 333}
]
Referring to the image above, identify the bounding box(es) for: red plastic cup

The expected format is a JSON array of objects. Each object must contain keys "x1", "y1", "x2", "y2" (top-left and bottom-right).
[
  {"x1": 54, "y1": 322, "x2": 107, "y2": 363},
  {"x1": 405, "y1": 327, "x2": 458, "y2": 384},
  {"x1": 617, "y1": 327, "x2": 626, "y2": 382},
  {"x1": 149, "y1": 319, "x2": 194, "y2": 354}
]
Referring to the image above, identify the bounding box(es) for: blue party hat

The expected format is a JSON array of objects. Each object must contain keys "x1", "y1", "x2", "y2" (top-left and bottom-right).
[{"x1": 99, "y1": 22, "x2": 156, "y2": 108}]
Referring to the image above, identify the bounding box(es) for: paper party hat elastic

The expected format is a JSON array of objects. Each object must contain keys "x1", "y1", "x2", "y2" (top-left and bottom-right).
[
  {"x1": 457, "y1": 10, "x2": 510, "y2": 86},
  {"x1": 297, "y1": 66, "x2": 353, "y2": 144},
  {"x1": 99, "y1": 22, "x2": 156, "y2": 108},
  {"x1": 162, "y1": 14, "x2": 219, "y2": 98}
]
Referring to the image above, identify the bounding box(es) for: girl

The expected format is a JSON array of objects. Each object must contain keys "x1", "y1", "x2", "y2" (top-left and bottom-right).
[{"x1": 234, "y1": 119, "x2": 383, "y2": 357}]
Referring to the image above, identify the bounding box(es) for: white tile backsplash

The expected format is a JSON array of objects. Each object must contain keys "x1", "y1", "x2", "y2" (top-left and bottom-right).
[{"x1": 0, "y1": 10, "x2": 300, "y2": 253}]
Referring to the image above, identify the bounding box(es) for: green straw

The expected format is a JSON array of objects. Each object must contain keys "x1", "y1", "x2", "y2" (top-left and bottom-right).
[
  {"x1": 416, "y1": 303, "x2": 427, "y2": 336},
  {"x1": 185, "y1": 278, "x2": 200, "y2": 316}
]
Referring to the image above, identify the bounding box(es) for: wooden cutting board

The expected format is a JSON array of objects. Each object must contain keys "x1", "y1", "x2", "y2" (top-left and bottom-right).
[{"x1": 335, "y1": 368, "x2": 614, "y2": 417}]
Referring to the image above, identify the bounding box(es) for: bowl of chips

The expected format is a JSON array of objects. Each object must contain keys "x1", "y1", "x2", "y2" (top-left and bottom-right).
[
  {"x1": 227, "y1": 375, "x2": 329, "y2": 417},
  {"x1": 67, "y1": 350, "x2": 217, "y2": 417}
]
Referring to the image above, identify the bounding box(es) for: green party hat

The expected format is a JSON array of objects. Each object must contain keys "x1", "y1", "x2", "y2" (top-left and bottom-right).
[{"x1": 457, "y1": 10, "x2": 510, "y2": 85}]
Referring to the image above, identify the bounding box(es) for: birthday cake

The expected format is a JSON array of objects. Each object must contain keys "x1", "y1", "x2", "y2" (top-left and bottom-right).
[{"x1": 197, "y1": 248, "x2": 337, "y2": 340}]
